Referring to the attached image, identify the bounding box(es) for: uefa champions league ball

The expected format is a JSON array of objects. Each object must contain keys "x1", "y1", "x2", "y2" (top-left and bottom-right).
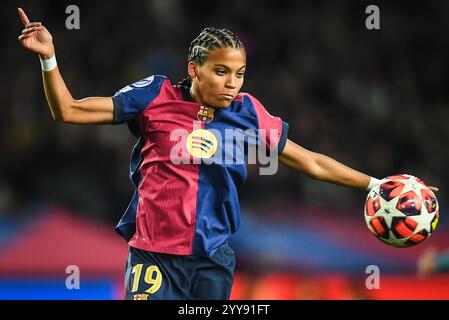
[{"x1": 364, "y1": 174, "x2": 439, "y2": 248}]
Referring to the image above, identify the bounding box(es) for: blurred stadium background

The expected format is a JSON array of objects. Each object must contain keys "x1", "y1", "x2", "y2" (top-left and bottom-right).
[{"x1": 1, "y1": 0, "x2": 448, "y2": 299}]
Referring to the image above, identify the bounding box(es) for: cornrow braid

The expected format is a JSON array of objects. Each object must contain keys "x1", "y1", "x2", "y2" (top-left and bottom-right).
[
  {"x1": 177, "y1": 27, "x2": 245, "y2": 88},
  {"x1": 188, "y1": 27, "x2": 245, "y2": 64}
]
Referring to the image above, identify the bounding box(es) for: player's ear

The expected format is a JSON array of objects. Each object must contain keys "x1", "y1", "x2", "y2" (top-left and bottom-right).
[{"x1": 188, "y1": 61, "x2": 198, "y2": 79}]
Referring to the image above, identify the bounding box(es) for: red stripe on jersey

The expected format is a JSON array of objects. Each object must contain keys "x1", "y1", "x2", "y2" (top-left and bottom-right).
[
  {"x1": 129, "y1": 80, "x2": 201, "y2": 255},
  {"x1": 245, "y1": 93, "x2": 282, "y2": 151}
]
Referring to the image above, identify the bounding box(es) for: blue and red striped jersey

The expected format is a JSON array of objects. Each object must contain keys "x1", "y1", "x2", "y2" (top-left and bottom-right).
[{"x1": 112, "y1": 75, "x2": 289, "y2": 256}]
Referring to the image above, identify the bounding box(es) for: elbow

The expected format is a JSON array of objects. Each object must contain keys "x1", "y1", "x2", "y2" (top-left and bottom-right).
[
  {"x1": 52, "y1": 112, "x2": 65, "y2": 122},
  {"x1": 304, "y1": 155, "x2": 324, "y2": 181},
  {"x1": 51, "y1": 101, "x2": 75, "y2": 123},
  {"x1": 52, "y1": 111, "x2": 70, "y2": 123},
  {"x1": 306, "y1": 165, "x2": 323, "y2": 181}
]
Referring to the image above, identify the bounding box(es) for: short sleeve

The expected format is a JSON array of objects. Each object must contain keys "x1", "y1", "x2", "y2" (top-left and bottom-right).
[
  {"x1": 245, "y1": 94, "x2": 289, "y2": 155},
  {"x1": 111, "y1": 75, "x2": 166, "y2": 124}
]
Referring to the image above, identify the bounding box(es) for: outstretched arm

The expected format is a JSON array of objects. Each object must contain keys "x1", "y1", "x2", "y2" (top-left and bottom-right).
[
  {"x1": 279, "y1": 139, "x2": 373, "y2": 190},
  {"x1": 17, "y1": 8, "x2": 113, "y2": 125}
]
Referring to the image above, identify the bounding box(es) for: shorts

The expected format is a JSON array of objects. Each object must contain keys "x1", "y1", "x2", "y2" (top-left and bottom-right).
[{"x1": 123, "y1": 243, "x2": 235, "y2": 300}]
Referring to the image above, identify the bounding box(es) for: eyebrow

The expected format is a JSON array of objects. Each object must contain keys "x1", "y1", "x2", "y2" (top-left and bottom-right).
[{"x1": 214, "y1": 64, "x2": 246, "y2": 71}]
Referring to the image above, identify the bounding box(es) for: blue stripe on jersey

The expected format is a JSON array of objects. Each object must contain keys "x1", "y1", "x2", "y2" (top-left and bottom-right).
[
  {"x1": 112, "y1": 75, "x2": 166, "y2": 124},
  {"x1": 192, "y1": 105, "x2": 256, "y2": 256},
  {"x1": 238, "y1": 94, "x2": 289, "y2": 155},
  {"x1": 279, "y1": 121, "x2": 289, "y2": 154},
  {"x1": 116, "y1": 189, "x2": 139, "y2": 241},
  {"x1": 129, "y1": 137, "x2": 145, "y2": 187},
  {"x1": 192, "y1": 98, "x2": 289, "y2": 256},
  {"x1": 113, "y1": 75, "x2": 166, "y2": 241},
  {"x1": 115, "y1": 133, "x2": 145, "y2": 241}
]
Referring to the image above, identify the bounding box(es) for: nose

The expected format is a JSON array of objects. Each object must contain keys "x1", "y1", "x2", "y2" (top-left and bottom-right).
[{"x1": 225, "y1": 75, "x2": 237, "y2": 89}]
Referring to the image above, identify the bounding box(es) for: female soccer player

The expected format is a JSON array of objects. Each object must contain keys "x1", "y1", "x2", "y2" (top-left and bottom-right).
[{"x1": 18, "y1": 8, "x2": 381, "y2": 300}]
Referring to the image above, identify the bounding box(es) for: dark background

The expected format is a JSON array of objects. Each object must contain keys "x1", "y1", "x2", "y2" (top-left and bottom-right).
[
  {"x1": 2, "y1": 0, "x2": 447, "y2": 224},
  {"x1": 0, "y1": 0, "x2": 448, "y2": 299}
]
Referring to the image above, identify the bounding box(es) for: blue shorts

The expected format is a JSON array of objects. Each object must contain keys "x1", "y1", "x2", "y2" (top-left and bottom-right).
[{"x1": 123, "y1": 243, "x2": 235, "y2": 300}]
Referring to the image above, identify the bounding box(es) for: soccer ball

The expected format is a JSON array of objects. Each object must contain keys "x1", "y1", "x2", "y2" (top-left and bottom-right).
[{"x1": 364, "y1": 174, "x2": 439, "y2": 248}]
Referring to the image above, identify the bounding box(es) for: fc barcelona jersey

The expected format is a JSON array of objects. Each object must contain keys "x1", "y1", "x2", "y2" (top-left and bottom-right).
[{"x1": 112, "y1": 75, "x2": 289, "y2": 256}]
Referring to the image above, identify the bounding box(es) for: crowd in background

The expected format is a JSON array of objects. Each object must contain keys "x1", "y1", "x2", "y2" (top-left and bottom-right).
[{"x1": 1, "y1": 0, "x2": 448, "y2": 226}]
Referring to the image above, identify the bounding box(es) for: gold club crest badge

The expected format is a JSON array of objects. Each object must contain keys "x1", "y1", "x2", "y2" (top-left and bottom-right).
[{"x1": 197, "y1": 106, "x2": 215, "y2": 123}]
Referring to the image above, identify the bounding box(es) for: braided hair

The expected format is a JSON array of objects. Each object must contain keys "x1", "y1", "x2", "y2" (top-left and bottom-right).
[{"x1": 178, "y1": 27, "x2": 245, "y2": 89}]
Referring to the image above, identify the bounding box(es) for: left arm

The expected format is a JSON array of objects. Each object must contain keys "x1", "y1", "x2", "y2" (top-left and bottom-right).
[{"x1": 279, "y1": 139, "x2": 371, "y2": 190}]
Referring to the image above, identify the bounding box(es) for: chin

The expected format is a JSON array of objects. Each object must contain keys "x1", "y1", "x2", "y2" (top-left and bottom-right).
[
  {"x1": 214, "y1": 103, "x2": 231, "y2": 109},
  {"x1": 212, "y1": 99, "x2": 232, "y2": 109}
]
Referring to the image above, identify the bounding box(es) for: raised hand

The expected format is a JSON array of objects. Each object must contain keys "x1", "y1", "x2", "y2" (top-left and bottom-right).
[{"x1": 17, "y1": 8, "x2": 54, "y2": 59}]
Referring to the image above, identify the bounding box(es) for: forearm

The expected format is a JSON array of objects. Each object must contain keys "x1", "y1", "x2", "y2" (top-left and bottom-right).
[
  {"x1": 41, "y1": 53, "x2": 114, "y2": 124},
  {"x1": 312, "y1": 153, "x2": 371, "y2": 190},
  {"x1": 18, "y1": 9, "x2": 114, "y2": 125},
  {"x1": 41, "y1": 59, "x2": 75, "y2": 121},
  {"x1": 280, "y1": 139, "x2": 372, "y2": 190}
]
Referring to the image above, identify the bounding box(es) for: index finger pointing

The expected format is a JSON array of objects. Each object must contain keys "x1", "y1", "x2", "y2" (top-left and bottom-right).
[{"x1": 18, "y1": 7, "x2": 31, "y2": 27}]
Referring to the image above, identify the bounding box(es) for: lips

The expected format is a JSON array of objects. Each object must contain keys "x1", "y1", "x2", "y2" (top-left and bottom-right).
[{"x1": 221, "y1": 94, "x2": 234, "y2": 100}]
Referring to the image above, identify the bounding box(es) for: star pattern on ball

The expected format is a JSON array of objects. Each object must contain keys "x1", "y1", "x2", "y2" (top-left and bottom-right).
[
  {"x1": 380, "y1": 230, "x2": 410, "y2": 247},
  {"x1": 365, "y1": 175, "x2": 438, "y2": 248},
  {"x1": 392, "y1": 176, "x2": 435, "y2": 233},
  {"x1": 374, "y1": 195, "x2": 405, "y2": 229},
  {"x1": 396, "y1": 176, "x2": 429, "y2": 195},
  {"x1": 412, "y1": 202, "x2": 436, "y2": 233}
]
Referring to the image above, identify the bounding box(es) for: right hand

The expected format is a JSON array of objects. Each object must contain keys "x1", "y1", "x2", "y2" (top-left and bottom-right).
[{"x1": 17, "y1": 7, "x2": 54, "y2": 59}]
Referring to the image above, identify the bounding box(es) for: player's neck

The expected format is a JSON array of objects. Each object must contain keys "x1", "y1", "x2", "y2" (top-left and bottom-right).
[{"x1": 190, "y1": 87, "x2": 205, "y2": 106}]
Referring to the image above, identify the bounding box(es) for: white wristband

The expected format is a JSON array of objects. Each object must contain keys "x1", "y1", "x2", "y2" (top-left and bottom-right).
[
  {"x1": 366, "y1": 177, "x2": 381, "y2": 191},
  {"x1": 39, "y1": 54, "x2": 57, "y2": 72}
]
